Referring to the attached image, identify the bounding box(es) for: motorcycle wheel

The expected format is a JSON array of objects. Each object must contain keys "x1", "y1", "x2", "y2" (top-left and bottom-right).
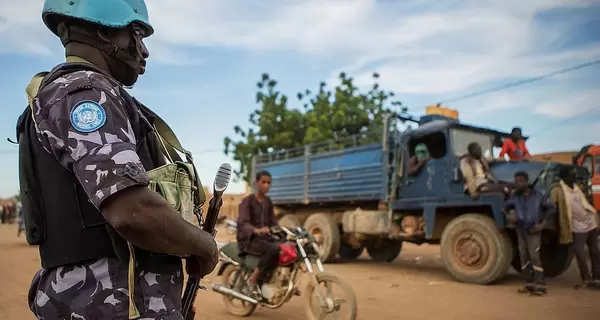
[
  {"x1": 221, "y1": 265, "x2": 257, "y2": 317},
  {"x1": 304, "y1": 271, "x2": 358, "y2": 320}
]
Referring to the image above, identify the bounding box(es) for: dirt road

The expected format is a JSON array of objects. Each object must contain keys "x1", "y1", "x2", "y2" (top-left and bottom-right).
[{"x1": 1, "y1": 224, "x2": 599, "y2": 320}]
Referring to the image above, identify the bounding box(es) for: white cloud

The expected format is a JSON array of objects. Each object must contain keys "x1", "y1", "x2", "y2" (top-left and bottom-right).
[
  {"x1": 527, "y1": 120, "x2": 600, "y2": 154},
  {"x1": 1, "y1": 0, "x2": 598, "y2": 159},
  {"x1": 450, "y1": 68, "x2": 600, "y2": 119},
  {"x1": 0, "y1": 0, "x2": 55, "y2": 56},
  {"x1": 534, "y1": 90, "x2": 600, "y2": 119},
  {"x1": 2, "y1": 1, "x2": 598, "y2": 117},
  {"x1": 2, "y1": 0, "x2": 598, "y2": 71},
  {"x1": 142, "y1": 39, "x2": 206, "y2": 66}
]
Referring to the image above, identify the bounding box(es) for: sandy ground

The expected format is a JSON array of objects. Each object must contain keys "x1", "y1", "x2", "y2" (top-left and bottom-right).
[{"x1": 1, "y1": 223, "x2": 599, "y2": 320}]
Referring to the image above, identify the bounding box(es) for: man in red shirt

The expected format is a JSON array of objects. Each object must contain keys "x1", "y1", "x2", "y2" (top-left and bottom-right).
[{"x1": 500, "y1": 127, "x2": 531, "y2": 161}]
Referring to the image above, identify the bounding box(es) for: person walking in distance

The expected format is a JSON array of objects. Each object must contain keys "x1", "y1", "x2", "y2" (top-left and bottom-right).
[
  {"x1": 17, "y1": 202, "x2": 25, "y2": 237},
  {"x1": 505, "y1": 171, "x2": 556, "y2": 296},
  {"x1": 551, "y1": 166, "x2": 600, "y2": 289},
  {"x1": 17, "y1": 1, "x2": 218, "y2": 319},
  {"x1": 237, "y1": 170, "x2": 281, "y2": 295}
]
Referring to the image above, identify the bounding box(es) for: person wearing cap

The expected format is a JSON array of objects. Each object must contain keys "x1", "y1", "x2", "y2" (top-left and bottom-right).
[
  {"x1": 18, "y1": 1, "x2": 217, "y2": 319},
  {"x1": 500, "y1": 127, "x2": 531, "y2": 161}
]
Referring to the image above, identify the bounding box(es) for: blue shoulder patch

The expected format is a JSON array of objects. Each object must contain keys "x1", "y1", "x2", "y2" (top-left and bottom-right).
[{"x1": 70, "y1": 101, "x2": 107, "y2": 133}]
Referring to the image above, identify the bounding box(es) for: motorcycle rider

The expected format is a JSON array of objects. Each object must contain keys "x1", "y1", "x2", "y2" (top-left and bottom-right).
[
  {"x1": 237, "y1": 170, "x2": 280, "y2": 293},
  {"x1": 19, "y1": 1, "x2": 217, "y2": 319}
]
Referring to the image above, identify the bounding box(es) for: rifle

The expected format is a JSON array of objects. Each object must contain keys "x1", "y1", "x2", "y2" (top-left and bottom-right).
[{"x1": 181, "y1": 163, "x2": 232, "y2": 319}]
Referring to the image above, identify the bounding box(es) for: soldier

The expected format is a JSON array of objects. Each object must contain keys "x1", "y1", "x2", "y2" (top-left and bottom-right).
[{"x1": 17, "y1": 1, "x2": 218, "y2": 319}]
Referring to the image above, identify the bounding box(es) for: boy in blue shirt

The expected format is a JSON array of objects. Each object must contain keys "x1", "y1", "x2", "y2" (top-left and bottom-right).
[{"x1": 505, "y1": 171, "x2": 556, "y2": 296}]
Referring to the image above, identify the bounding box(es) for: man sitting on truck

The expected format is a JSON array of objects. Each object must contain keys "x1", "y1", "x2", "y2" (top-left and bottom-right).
[
  {"x1": 505, "y1": 171, "x2": 556, "y2": 296},
  {"x1": 408, "y1": 143, "x2": 430, "y2": 176},
  {"x1": 460, "y1": 142, "x2": 511, "y2": 198},
  {"x1": 237, "y1": 170, "x2": 280, "y2": 293}
]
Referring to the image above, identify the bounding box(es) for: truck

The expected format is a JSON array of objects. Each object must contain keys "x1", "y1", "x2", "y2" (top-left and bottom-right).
[
  {"x1": 252, "y1": 107, "x2": 590, "y2": 285},
  {"x1": 530, "y1": 145, "x2": 599, "y2": 212},
  {"x1": 573, "y1": 145, "x2": 600, "y2": 212}
]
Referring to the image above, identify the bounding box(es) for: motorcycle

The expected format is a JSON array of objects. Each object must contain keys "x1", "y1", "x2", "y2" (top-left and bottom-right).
[{"x1": 212, "y1": 220, "x2": 358, "y2": 320}]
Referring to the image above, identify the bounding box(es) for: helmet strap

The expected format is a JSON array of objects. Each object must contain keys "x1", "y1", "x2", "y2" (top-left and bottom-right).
[{"x1": 58, "y1": 23, "x2": 139, "y2": 70}]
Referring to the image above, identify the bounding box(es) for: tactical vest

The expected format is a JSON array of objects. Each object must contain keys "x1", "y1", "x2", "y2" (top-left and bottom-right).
[{"x1": 17, "y1": 61, "x2": 205, "y2": 319}]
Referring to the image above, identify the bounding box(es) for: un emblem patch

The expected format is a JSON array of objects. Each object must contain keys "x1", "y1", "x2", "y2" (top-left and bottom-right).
[{"x1": 70, "y1": 101, "x2": 107, "y2": 133}]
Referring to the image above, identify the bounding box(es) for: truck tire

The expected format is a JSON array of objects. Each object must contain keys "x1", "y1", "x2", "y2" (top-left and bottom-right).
[
  {"x1": 339, "y1": 244, "x2": 364, "y2": 260},
  {"x1": 278, "y1": 214, "x2": 301, "y2": 229},
  {"x1": 440, "y1": 214, "x2": 513, "y2": 285},
  {"x1": 366, "y1": 240, "x2": 403, "y2": 262},
  {"x1": 304, "y1": 213, "x2": 341, "y2": 263}
]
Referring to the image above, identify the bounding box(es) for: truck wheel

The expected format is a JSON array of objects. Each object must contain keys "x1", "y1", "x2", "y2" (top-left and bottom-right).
[
  {"x1": 511, "y1": 236, "x2": 573, "y2": 278},
  {"x1": 339, "y1": 244, "x2": 364, "y2": 260},
  {"x1": 278, "y1": 214, "x2": 301, "y2": 229},
  {"x1": 304, "y1": 213, "x2": 341, "y2": 263},
  {"x1": 366, "y1": 240, "x2": 403, "y2": 262},
  {"x1": 441, "y1": 214, "x2": 513, "y2": 285}
]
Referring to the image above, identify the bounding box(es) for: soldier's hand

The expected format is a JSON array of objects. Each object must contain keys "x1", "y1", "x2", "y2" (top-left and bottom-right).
[{"x1": 186, "y1": 237, "x2": 219, "y2": 277}]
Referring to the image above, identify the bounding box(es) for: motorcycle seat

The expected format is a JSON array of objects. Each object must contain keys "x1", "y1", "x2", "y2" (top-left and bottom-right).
[{"x1": 221, "y1": 243, "x2": 261, "y2": 270}]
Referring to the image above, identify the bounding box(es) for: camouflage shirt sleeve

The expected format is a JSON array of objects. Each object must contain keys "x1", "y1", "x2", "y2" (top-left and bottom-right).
[{"x1": 32, "y1": 70, "x2": 150, "y2": 209}]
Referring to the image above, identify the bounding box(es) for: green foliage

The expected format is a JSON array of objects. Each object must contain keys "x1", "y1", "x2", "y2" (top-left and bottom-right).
[{"x1": 224, "y1": 72, "x2": 407, "y2": 183}]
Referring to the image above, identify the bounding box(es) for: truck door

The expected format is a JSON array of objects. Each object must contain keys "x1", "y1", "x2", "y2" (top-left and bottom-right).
[
  {"x1": 581, "y1": 154, "x2": 599, "y2": 212},
  {"x1": 400, "y1": 131, "x2": 451, "y2": 198}
]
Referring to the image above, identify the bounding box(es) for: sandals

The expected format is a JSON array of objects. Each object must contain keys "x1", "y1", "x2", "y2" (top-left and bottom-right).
[{"x1": 518, "y1": 284, "x2": 546, "y2": 296}]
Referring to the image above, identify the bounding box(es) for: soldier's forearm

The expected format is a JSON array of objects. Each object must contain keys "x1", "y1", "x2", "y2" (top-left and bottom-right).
[{"x1": 101, "y1": 186, "x2": 213, "y2": 257}]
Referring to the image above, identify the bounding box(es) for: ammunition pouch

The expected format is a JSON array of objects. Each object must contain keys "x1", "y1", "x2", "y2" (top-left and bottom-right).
[{"x1": 147, "y1": 161, "x2": 206, "y2": 229}]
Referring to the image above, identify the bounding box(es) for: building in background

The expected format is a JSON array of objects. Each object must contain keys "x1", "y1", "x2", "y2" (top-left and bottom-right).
[{"x1": 529, "y1": 151, "x2": 578, "y2": 164}]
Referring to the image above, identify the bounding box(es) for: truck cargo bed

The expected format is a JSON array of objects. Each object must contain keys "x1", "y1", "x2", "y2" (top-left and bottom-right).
[{"x1": 255, "y1": 143, "x2": 388, "y2": 205}]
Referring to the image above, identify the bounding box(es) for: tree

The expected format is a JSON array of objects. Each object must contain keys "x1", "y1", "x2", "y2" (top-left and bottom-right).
[{"x1": 224, "y1": 72, "x2": 407, "y2": 184}]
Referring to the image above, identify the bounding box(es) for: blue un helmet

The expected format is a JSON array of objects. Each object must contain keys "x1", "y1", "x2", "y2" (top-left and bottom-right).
[{"x1": 42, "y1": 0, "x2": 154, "y2": 37}]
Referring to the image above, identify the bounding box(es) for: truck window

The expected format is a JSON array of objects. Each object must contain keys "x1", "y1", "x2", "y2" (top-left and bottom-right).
[
  {"x1": 450, "y1": 129, "x2": 494, "y2": 158},
  {"x1": 408, "y1": 132, "x2": 447, "y2": 159},
  {"x1": 595, "y1": 155, "x2": 600, "y2": 175},
  {"x1": 582, "y1": 155, "x2": 593, "y2": 175}
]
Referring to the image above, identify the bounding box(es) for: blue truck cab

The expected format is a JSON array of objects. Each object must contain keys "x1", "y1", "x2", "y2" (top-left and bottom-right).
[{"x1": 253, "y1": 110, "x2": 584, "y2": 285}]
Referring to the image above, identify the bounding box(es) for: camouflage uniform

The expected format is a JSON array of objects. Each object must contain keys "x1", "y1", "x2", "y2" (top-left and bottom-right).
[{"x1": 27, "y1": 69, "x2": 185, "y2": 319}]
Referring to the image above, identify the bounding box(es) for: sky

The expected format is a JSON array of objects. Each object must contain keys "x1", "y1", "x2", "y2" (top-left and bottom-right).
[{"x1": 0, "y1": 0, "x2": 599, "y2": 197}]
